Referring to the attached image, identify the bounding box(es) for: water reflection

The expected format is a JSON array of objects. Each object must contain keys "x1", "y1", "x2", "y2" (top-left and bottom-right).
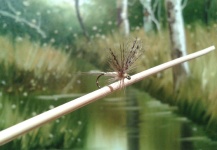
[
  {"x1": 1, "y1": 89, "x2": 217, "y2": 149},
  {"x1": 86, "y1": 88, "x2": 217, "y2": 150}
]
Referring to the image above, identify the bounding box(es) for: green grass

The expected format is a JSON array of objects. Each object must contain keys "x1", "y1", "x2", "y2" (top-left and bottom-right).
[
  {"x1": 0, "y1": 36, "x2": 79, "y2": 95},
  {"x1": 0, "y1": 95, "x2": 88, "y2": 149}
]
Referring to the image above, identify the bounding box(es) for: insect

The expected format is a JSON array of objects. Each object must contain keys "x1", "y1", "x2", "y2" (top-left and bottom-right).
[{"x1": 96, "y1": 38, "x2": 143, "y2": 88}]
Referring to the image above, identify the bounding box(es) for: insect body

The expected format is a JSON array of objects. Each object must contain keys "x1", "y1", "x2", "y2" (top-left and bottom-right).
[{"x1": 96, "y1": 38, "x2": 142, "y2": 88}]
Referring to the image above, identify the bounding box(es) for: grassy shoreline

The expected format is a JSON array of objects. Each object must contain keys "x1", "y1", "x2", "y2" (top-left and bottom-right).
[
  {"x1": 0, "y1": 24, "x2": 217, "y2": 140},
  {"x1": 0, "y1": 36, "x2": 79, "y2": 95}
]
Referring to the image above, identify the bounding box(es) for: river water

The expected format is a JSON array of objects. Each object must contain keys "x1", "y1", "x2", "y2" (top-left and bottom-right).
[
  {"x1": 1, "y1": 88, "x2": 217, "y2": 149},
  {"x1": 85, "y1": 88, "x2": 217, "y2": 150}
]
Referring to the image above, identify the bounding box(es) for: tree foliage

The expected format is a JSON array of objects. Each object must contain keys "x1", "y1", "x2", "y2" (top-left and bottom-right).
[{"x1": 0, "y1": 0, "x2": 216, "y2": 47}]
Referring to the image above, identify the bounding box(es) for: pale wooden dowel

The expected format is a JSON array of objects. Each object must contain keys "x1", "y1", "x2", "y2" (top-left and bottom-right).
[{"x1": 0, "y1": 46, "x2": 215, "y2": 145}]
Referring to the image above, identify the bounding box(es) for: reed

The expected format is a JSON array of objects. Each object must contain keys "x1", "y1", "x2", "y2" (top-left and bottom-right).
[{"x1": 0, "y1": 36, "x2": 76, "y2": 94}]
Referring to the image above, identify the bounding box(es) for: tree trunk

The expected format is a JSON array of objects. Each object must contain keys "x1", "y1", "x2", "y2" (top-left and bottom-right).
[
  {"x1": 140, "y1": 0, "x2": 153, "y2": 32},
  {"x1": 139, "y1": 0, "x2": 161, "y2": 33},
  {"x1": 117, "y1": 0, "x2": 130, "y2": 36},
  {"x1": 204, "y1": 0, "x2": 212, "y2": 25},
  {"x1": 75, "y1": 0, "x2": 89, "y2": 40},
  {"x1": 165, "y1": 0, "x2": 190, "y2": 89}
]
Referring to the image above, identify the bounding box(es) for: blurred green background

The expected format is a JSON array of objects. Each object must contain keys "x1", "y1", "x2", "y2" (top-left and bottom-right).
[{"x1": 0, "y1": 0, "x2": 217, "y2": 149}]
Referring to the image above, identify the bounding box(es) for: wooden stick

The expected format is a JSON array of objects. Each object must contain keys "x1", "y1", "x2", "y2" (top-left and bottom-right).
[{"x1": 0, "y1": 46, "x2": 215, "y2": 145}]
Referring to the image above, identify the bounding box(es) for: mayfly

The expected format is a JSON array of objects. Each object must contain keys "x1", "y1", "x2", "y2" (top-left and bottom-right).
[{"x1": 96, "y1": 38, "x2": 143, "y2": 88}]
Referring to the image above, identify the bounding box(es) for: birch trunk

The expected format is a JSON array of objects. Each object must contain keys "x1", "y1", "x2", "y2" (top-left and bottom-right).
[
  {"x1": 140, "y1": 0, "x2": 153, "y2": 32},
  {"x1": 117, "y1": 0, "x2": 130, "y2": 36},
  {"x1": 140, "y1": 0, "x2": 161, "y2": 33},
  {"x1": 165, "y1": 0, "x2": 190, "y2": 89}
]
